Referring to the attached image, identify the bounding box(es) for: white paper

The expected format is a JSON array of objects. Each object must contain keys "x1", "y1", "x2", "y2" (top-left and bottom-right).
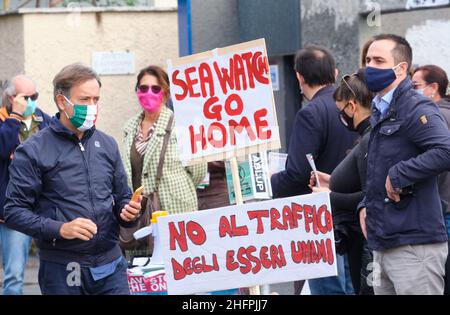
[
  {"x1": 268, "y1": 152, "x2": 287, "y2": 175},
  {"x1": 306, "y1": 153, "x2": 320, "y2": 188}
]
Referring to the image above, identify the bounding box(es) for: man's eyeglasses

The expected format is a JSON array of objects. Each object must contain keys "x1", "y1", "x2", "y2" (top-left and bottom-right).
[
  {"x1": 136, "y1": 85, "x2": 162, "y2": 94},
  {"x1": 341, "y1": 74, "x2": 358, "y2": 98},
  {"x1": 15, "y1": 92, "x2": 39, "y2": 101}
]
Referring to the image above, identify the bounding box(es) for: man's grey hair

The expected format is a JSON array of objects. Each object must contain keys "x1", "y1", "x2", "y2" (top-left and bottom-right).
[
  {"x1": 2, "y1": 80, "x2": 16, "y2": 112},
  {"x1": 1, "y1": 75, "x2": 37, "y2": 112}
]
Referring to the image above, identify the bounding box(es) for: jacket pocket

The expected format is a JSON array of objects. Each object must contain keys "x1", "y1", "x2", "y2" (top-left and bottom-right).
[
  {"x1": 377, "y1": 123, "x2": 403, "y2": 163},
  {"x1": 379, "y1": 124, "x2": 401, "y2": 136},
  {"x1": 381, "y1": 195, "x2": 420, "y2": 238}
]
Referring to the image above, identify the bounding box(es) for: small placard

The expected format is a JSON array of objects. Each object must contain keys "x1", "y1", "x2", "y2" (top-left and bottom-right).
[{"x1": 91, "y1": 51, "x2": 135, "y2": 75}]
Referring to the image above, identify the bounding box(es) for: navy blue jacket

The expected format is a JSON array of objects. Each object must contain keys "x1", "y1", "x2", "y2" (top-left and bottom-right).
[
  {"x1": 4, "y1": 114, "x2": 135, "y2": 267},
  {"x1": 359, "y1": 78, "x2": 450, "y2": 251},
  {"x1": 271, "y1": 86, "x2": 358, "y2": 197},
  {"x1": 1, "y1": 108, "x2": 50, "y2": 220}
]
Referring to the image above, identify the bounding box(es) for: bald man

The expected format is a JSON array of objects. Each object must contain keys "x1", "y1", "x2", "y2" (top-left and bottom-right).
[{"x1": 0, "y1": 75, "x2": 51, "y2": 295}]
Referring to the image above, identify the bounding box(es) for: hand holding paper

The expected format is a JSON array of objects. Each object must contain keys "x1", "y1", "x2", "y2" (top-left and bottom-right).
[{"x1": 306, "y1": 154, "x2": 320, "y2": 188}]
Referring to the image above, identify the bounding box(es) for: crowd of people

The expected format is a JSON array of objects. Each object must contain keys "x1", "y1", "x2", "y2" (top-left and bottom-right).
[{"x1": 0, "y1": 33, "x2": 449, "y2": 295}]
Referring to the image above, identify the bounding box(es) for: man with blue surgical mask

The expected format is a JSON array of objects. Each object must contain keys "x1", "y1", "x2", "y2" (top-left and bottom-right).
[
  {"x1": 0, "y1": 75, "x2": 51, "y2": 295},
  {"x1": 358, "y1": 34, "x2": 450, "y2": 295}
]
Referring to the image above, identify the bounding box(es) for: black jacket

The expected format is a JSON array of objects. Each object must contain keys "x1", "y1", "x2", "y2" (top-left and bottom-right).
[
  {"x1": 271, "y1": 85, "x2": 357, "y2": 197},
  {"x1": 4, "y1": 114, "x2": 135, "y2": 267},
  {"x1": 329, "y1": 118, "x2": 371, "y2": 225}
]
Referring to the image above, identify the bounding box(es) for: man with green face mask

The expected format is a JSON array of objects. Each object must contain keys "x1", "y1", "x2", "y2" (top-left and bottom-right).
[
  {"x1": 0, "y1": 75, "x2": 51, "y2": 295},
  {"x1": 4, "y1": 63, "x2": 141, "y2": 295}
]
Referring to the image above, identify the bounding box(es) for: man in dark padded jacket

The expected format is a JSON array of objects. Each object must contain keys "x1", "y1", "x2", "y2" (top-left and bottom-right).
[{"x1": 4, "y1": 64, "x2": 142, "y2": 295}]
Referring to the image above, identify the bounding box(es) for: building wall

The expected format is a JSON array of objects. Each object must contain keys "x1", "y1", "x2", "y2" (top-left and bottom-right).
[
  {"x1": 0, "y1": 14, "x2": 25, "y2": 91},
  {"x1": 374, "y1": 7, "x2": 450, "y2": 75},
  {"x1": 300, "y1": 0, "x2": 361, "y2": 78},
  {"x1": 190, "y1": 0, "x2": 240, "y2": 54},
  {"x1": 3, "y1": 8, "x2": 179, "y2": 145}
]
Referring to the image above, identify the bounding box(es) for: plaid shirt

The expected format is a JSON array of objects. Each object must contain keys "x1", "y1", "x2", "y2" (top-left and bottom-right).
[{"x1": 122, "y1": 106, "x2": 207, "y2": 215}]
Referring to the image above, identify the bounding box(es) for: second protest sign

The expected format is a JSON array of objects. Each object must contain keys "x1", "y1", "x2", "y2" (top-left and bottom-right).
[{"x1": 158, "y1": 192, "x2": 337, "y2": 295}]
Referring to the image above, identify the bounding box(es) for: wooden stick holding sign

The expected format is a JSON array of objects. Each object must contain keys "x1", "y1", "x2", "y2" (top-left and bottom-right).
[{"x1": 229, "y1": 156, "x2": 261, "y2": 295}]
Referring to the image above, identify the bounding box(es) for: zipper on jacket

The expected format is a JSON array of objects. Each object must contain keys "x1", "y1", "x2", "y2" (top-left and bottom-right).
[{"x1": 78, "y1": 139, "x2": 99, "y2": 266}]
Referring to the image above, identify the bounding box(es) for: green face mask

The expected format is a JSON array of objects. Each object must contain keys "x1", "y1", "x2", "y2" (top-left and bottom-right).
[{"x1": 63, "y1": 96, "x2": 98, "y2": 132}]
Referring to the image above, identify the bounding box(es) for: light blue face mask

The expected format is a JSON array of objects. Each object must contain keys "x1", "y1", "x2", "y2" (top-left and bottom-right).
[
  {"x1": 416, "y1": 85, "x2": 430, "y2": 96},
  {"x1": 22, "y1": 99, "x2": 37, "y2": 118}
]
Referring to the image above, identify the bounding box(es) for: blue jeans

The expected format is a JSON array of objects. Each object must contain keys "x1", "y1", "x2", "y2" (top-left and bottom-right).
[
  {"x1": 308, "y1": 254, "x2": 354, "y2": 295},
  {"x1": 0, "y1": 224, "x2": 32, "y2": 295},
  {"x1": 38, "y1": 258, "x2": 130, "y2": 295},
  {"x1": 445, "y1": 213, "x2": 450, "y2": 237}
]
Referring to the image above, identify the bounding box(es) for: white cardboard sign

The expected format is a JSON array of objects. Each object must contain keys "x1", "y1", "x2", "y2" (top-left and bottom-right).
[
  {"x1": 167, "y1": 39, "x2": 281, "y2": 165},
  {"x1": 158, "y1": 192, "x2": 337, "y2": 295}
]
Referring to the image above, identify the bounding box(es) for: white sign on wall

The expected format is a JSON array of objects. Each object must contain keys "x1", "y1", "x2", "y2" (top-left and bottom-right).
[
  {"x1": 406, "y1": 0, "x2": 449, "y2": 9},
  {"x1": 91, "y1": 51, "x2": 135, "y2": 75},
  {"x1": 158, "y1": 192, "x2": 337, "y2": 295}
]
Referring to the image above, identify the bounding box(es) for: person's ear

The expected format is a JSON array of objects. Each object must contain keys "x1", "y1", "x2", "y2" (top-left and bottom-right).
[
  {"x1": 430, "y1": 82, "x2": 440, "y2": 96},
  {"x1": 348, "y1": 100, "x2": 357, "y2": 113},
  {"x1": 296, "y1": 72, "x2": 303, "y2": 84},
  {"x1": 397, "y1": 62, "x2": 409, "y2": 76},
  {"x1": 334, "y1": 68, "x2": 339, "y2": 81},
  {"x1": 55, "y1": 95, "x2": 66, "y2": 111},
  {"x1": 296, "y1": 72, "x2": 306, "y2": 90}
]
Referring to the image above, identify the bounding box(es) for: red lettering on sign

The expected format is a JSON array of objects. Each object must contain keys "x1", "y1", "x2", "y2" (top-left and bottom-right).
[
  {"x1": 185, "y1": 66, "x2": 201, "y2": 98},
  {"x1": 189, "y1": 125, "x2": 207, "y2": 154},
  {"x1": 247, "y1": 210, "x2": 269, "y2": 234},
  {"x1": 207, "y1": 122, "x2": 227, "y2": 148},
  {"x1": 172, "y1": 70, "x2": 188, "y2": 101},
  {"x1": 186, "y1": 221, "x2": 207, "y2": 246},
  {"x1": 226, "y1": 250, "x2": 239, "y2": 271},
  {"x1": 317, "y1": 204, "x2": 333, "y2": 234},
  {"x1": 270, "y1": 207, "x2": 286, "y2": 231},
  {"x1": 199, "y1": 62, "x2": 215, "y2": 98},
  {"x1": 303, "y1": 205, "x2": 319, "y2": 235},
  {"x1": 169, "y1": 221, "x2": 188, "y2": 252},
  {"x1": 218, "y1": 215, "x2": 248, "y2": 238},
  {"x1": 203, "y1": 97, "x2": 222, "y2": 120},
  {"x1": 172, "y1": 254, "x2": 219, "y2": 280},
  {"x1": 213, "y1": 61, "x2": 235, "y2": 95},
  {"x1": 254, "y1": 108, "x2": 271, "y2": 140},
  {"x1": 290, "y1": 239, "x2": 335, "y2": 265}
]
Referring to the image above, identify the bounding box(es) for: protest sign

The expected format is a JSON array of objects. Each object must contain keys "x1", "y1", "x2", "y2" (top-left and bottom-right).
[
  {"x1": 158, "y1": 192, "x2": 337, "y2": 295},
  {"x1": 167, "y1": 38, "x2": 280, "y2": 165},
  {"x1": 225, "y1": 152, "x2": 272, "y2": 204}
]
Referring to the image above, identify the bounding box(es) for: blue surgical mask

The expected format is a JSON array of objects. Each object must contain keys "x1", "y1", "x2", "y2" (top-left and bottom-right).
[
  {"x1": 22, "y1": 99, "x2": 37, "y2": 118},
  {"x1": 415, "y1": 85, "x2": 429, "y2": 96},
  {"x1": 365, "y1": 64, "x2": 403, "y2": 93}
]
